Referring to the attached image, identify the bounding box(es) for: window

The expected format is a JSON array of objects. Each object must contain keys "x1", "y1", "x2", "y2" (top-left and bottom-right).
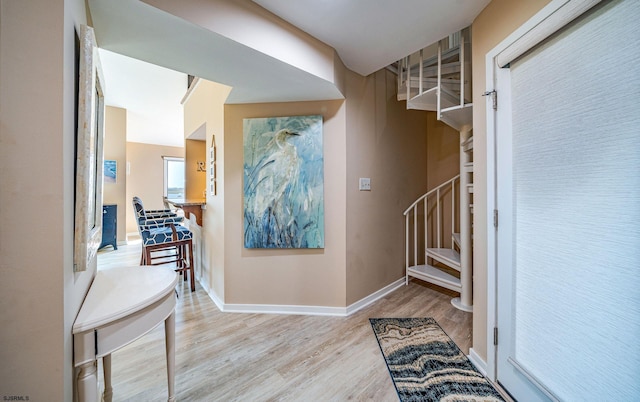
[{"x1": 163, "y1": 156, "x2": 185, "y2": 199}]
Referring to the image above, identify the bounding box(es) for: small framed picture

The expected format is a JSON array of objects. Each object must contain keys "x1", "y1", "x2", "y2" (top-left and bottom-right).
[{"x1": 104, "y1": 160, "x2": 117, "y2": 183}]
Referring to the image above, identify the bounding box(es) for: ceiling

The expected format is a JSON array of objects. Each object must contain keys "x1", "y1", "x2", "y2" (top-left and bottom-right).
[
  {"x1": 92, "y1": 0, "x2": 489, "y2": 147},
  {"x1": 99, "y1": 49, "x2": 187, "y2": 147},
  {"x1": 252, "y1": 0, "x2": 490, "y2": 76}
]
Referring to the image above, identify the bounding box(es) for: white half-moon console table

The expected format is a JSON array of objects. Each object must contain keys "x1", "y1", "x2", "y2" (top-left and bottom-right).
[{"x1": 73, "y1": 266, "x2": 178, "y2": 402}]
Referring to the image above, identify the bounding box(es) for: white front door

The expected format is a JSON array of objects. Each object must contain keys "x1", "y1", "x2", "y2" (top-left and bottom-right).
[
  {"x1": 493, "y1": 1, "x2": 640, "y2": 401},
  {"x1": 494, "y1": 60, "x2": 552, "y2": 402}
]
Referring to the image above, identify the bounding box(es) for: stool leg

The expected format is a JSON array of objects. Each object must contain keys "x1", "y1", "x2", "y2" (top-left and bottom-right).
[
  {"x1": 177, "y1": 244, "x2": 184, "y2": 280},
  {"x1": 187, "y1": 240, "x2": 195, "y2": 292},
  {"x1": 145, "y1": 247, "x2": 152, "y2": 267}
]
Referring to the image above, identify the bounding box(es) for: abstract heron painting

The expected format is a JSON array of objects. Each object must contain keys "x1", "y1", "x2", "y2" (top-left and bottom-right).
[{"x1": 243, "y1": 115, "x2": 324, "y2": 248}]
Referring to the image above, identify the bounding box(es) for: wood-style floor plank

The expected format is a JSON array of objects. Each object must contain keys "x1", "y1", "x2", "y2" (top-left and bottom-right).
[{"x1": 97, "y1": 244, "x2": 472, "y2": 401}]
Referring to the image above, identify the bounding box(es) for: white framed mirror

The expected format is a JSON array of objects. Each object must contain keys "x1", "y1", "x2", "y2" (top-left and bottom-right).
[{"x1": 74, "y1": 24, "x2": 105, "y2": 272}]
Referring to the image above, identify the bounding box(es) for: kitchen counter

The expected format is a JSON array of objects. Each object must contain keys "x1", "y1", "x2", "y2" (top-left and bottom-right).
[{"x1": 165, "y1": 198, "x2": 206, "y2": 226}]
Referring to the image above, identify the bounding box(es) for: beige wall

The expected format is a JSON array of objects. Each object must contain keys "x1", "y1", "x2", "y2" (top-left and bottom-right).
[
  {"x1": 344, "y1": 69, "x2": 433, "y2": 304},
  {"x1": 193, "y1": 70, "x2": 459, "y2": 309},
  {"x1": 0, "y1": 0, "x2": 90, "y2": 399},
  {"x1": 104, "y1": 106, "x2": 127, "y2": 243},
  {"x1": 183, "y1": 79, "x2": 231, "y2": 301},
  {"x1": 471, "y1": 0, "x2": 552, "y2": 361},
  {"x1": 218, "y1": 70, "x2": 461, "y2": 308},
  {"x1": 426, "y1": 113, "x2": 460, "y2": 190},
  {"x1": 125, "y1": 142, "x2": 184, "y2": 235},
  {"x1": 185, "y1": 139, "x2": 207, "y2": 199},
  {"x1": 144, "y1": 0, "x2": 338, "y2": 85},
  {"x1": 225, "y1": 100, "x2": 347, "y2": 306}
]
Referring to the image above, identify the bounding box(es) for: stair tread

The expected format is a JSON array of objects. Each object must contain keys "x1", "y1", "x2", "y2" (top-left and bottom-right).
[
  {"x1": 421, "y1": 62, "x2": 462, "y2": 78},
  {"x1": 406, "y1": 77, "x2": 462, "y2": 87},
  {"x1": 440, "y1": 104, "x2": 473, "y2": 132},
  {"x1": 453, "y1": 233, "x2": 461, "y2": 248},
  {"x1": 407, "y1": 87, "x2": 438, "y2": 111},
  {"x1": 407, "y1": 264, "x2": 461, "y2": 292},
  {"x1": 409, "y1": 46, "x2": 460, "y2": 70},
  {"x1": 440, "y1": 86, "x2": 463, "y2": 106},
  {"x1": 426, "y1": 248, "x2": 461, "y2": 270}
]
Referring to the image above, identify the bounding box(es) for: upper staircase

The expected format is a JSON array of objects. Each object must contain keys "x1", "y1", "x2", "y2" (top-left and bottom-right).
[{"x1": 396, "y1": 28, "x2": 472, "y2": 131}]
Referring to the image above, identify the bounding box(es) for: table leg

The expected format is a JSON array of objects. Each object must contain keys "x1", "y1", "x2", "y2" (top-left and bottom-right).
[
  {"x1": 103, "y1": 354, "x2": 113, "y2": 402},
  {"x1": 76, "y1": 361, "x2": 97, "y2": 402},
  {"x1": 165, "y1": 311, "x2": 176, "y2": 402}
]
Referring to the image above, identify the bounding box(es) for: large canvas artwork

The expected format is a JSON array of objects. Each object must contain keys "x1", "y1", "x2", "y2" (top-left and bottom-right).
[{"x1": 244, "y1": 115, "x2": 324, "y2": 248}]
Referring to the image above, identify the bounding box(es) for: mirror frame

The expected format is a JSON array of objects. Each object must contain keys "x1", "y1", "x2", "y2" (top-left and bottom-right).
[{"x1": 74, "y1": 25, "x2": 105, "y2": 272}]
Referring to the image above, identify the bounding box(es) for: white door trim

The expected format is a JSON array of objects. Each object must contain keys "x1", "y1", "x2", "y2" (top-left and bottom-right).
[{"x1": 484, "y1": 0, "x2": 602, "y2": 383}]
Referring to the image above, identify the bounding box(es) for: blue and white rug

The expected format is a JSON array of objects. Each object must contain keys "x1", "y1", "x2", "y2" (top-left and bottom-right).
[{"x1": 370, "y1": 318, "x2": 504, "y2": 402}]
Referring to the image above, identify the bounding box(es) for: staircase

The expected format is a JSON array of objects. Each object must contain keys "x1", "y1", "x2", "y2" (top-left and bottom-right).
[
  {"x1": 396, "y1": 28, "x2": 472, "y2": 131},
  {"x1": 404, "y1": 161, "x2": 472, "y2": 312},
  {"x1": 398, "y1": 28, "x2": 474, "y2": 312}
]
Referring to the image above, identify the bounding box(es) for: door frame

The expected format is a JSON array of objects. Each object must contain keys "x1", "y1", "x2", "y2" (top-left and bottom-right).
[{"x1": 485, "y1": 0, "x2": 602, "y2": 384}]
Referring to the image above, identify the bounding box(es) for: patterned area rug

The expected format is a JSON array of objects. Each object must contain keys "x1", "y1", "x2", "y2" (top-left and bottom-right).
[{"x1": 370, "y1": 318, "x2": 504, "y2": 402}]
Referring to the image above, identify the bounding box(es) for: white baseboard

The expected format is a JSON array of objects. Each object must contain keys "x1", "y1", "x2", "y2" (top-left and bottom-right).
[
  {"x1": 222, "y1": 303, "x2": 346, "y2": 316},
  {"x1": 126, "y1": 232, "x2": 141, "y2": 245},
  {"x1": 202, "y1": 277, "x2": 405, "y2": 317},
  {"x1": 345, "y1": 277, "x2": 405, "y2": 315},
  {"x1": 200, "y1": 280, "x2": 224, "y2": 312},
  {"x1": 468, "y1": 347, "x2": 488, "y2": 377}
]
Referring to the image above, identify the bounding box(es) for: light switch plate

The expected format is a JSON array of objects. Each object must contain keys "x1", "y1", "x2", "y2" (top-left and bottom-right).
[{"x1": 359, "y1": 178, "x2": 371, "y2": 191}]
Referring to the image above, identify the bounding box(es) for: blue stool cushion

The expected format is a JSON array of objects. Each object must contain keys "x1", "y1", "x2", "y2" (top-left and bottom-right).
[{"x1": 142, "y1": 224, "x2": 193, "y2": 246}]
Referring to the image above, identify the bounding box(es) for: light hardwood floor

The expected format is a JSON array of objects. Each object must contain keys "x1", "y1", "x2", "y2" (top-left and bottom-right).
[{"x1": 97, "y1": 244, "x2": 472, "y2": 401}]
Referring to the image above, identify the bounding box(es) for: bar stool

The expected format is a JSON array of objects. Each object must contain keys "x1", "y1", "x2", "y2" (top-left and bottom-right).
[{"x1": 132, "y1": 197, "x2": 195, "y2": 292}]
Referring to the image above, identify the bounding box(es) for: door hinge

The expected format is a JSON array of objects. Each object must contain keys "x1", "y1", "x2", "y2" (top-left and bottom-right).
[
  {"x1": 493, "y1": 209, "x2": 499, "y2": 228},
  {"x1": 494, "y1": 327, "x2": 498, "y2": 346},
  {"x1": 483, "y1": 90, "x2": 497, "y2": 110}
]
